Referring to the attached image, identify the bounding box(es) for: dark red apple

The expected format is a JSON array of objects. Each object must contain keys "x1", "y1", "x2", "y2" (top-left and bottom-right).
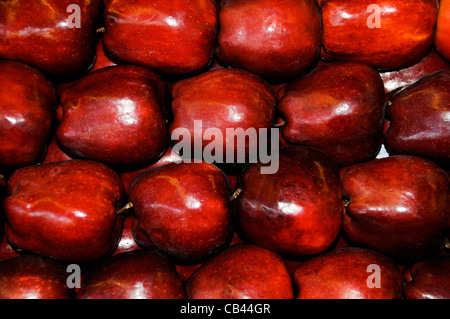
[
  {"x1": 186, "y1": 243, "x2": 293, "y2": 299},
  {"x1": 3, "y1": 159, "x2": 126, "y2": 263},
  {"x1": 435, "y1": 0, "x2": 450, "y2": 61},
  {"x1": 236, "y1": 146, "x2": 343, "y2": 257},
  {"x1": 215, "y1": 0, "x2": 321, "y2": 80},
  {"x1": 0, "y1": 225, "x2": 21, "y2": 262},
  {"x1": 404, "y1": 256, "x2": 450, "y2": 299},
  {"x1": 0, "y1": 0, "x2": 103, "y2": 76},
  {"x1": 112, "y1": 214, "x2": 141, "y2": 257},
  {"x1": 384, "y1": 70, "x2": 450, "y2": 166},
  {"x1": 42, "y1": 134, "x2": 74, "y2": 165},
  {"x1": 321, "y1": 0, "x2": 438, "y2": 71},
  {"x1": 278, "y1": 61, "x2": 385, "y2": 166},
  {"x1": 170, "y1": 68, "x2": 276, "y2": 166},
  {"x1": 129, "y1": 162, "x2": 233, "y2": 261},
  {"x1": 103, "y1": 0, "x2": 217, "y2": 74},
  {"x1": 76, "y1": 250, "x2": 185, "y2": 299},
  {"x1": 0, "y1": 61, "x2": 56, "y2": 170},
  {"x1": 56, "y1": 65, "x2": 169, "y2": 168},
  {"x1": 294, "y1": 247, "x2": 403, "y2": 299},
  {"x1": 0, "y1": 254, "x2": 71, "y2": 299},
  {"x1": 341, "y1": 155, "x2": 450, "y2": 262}
]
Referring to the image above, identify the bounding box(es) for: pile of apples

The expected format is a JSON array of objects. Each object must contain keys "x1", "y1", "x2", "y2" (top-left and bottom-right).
[{"x1": 0, "y1": 0, "x2": 449, "y2": 299}]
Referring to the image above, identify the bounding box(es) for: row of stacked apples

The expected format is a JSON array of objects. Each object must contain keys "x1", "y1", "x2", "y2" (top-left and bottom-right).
[{"x1": 0, "y1": 0, "x2": 449, "y2": 299}]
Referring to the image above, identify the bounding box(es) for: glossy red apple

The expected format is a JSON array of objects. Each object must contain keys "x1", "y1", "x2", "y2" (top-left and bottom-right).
[
  {"x1": 435, "y1": 0, "x2": 450, "y2": 61},
  {"x1": 278, "y1": 61, "x2": 385, "y2": 166},
  {"x1": 321, "y1": 0, "x2": 438, "y2": 71},
  {"x1": 186, "y1": 243, "x2": 293, "y2": 299},
  {"x1": 129, "y1": 162, "x2": 233, "y2": 261},
  {"x1": 56, "y1": 65, "x2": 169, "y2": 168},
  {"x1": 76, "y1": 250, "x2": 185, "y2": 299},
  {"x1": 215, "y1": 0, "x2": 321, "y2": 80},
  {"x1": 103, "y1": 0, "x2": 217, "y2": 74},
  {"x1": 42, "y1": 134, "x2": 74, "y2": 165},
  {"x1": 3, "y1": 159, "x2": 126, "y2": 262},
  {"x1": 294, "y1": 247, "x2": 403, "y2": 299},
  {"x1": 0, "y1": 254, "x2": 71, "y2": 299},
  {"x1": 170, "y1": 68, "x2": 276, "y2": 166},
  {"x1": 0, "y1": 0, "x2": 103, "y2": 76},
  {"x1": 112, "y1": 214, "x2": 141, "y2": 257},
  {"x1": 236, "y1": 146, "x2": 343, "y2": 257},
  {"x1": 384, "y1": 70, "x2": 450, "y2": 166},
  {"x1": 0, "y1": 226, "x2": 21, "y2": 262},
  {"x1": 0, "y1": 61, "x2": 56, "y2": 170},
  {"x1": 341, "y1": 155, "x2": 450, "y2": 262},
  {"x1": 403, "y1": 256, "x2": 450, "y2": 299}
]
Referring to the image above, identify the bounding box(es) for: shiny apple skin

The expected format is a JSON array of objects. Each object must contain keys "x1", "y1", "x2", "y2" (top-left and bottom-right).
[
  {"x1": 236, "y1": 146, "x2": 343, "y2": 257},
  {"x1": 321, "y1": 0, "x2": 438, "y2": 71},
  {"x1": 384, "y1": 70, "x2": 450, "y2": 165},
  {"x1": 278, "y1": 61, "x2": 385, "y2": 166},
  {"x1": 76, "y1": 250, "x2": 185, "y2": 299},
  {"x1": 215, "y1": 0, "x2": 321, "y2": 80},
  {"x1": 112, "y1": 214, "x2": 141, "y2": 257},
  {"x1": 186, "y1": 243, "x2": 293, "y2": 299},
  {"x1": 103, "y1": 0, "x2": 217, "y2": 75},
  {"x1": 42, "y1": 134, "x2": 74, "y2": 165},
  {"x1": 341, "y1": 155, "x2": 450, "y2": 262},
  {"x1": 129, "y1": 162, "x2": 233, "y2": 261},
  {"x1": 56, "y1": 65, "x2": 169, "y2": 168},
  {"x1": 0, "y1": 0, "x2": 102, "y2": 76},
  {"x1": 379, "y1": 49, "x2": 450, "y2": 94},
  {"x1": 435, "y1": 0, "x2": 450, "y2": 61},
  {"x1": 0, "y1": 61, "x2": 56, "y2": 170},
  {"x1": 0, "y1": 255, "x2": 72, "y2": 299},
  {"x1": 3, "y1": 160, "x2": 125, "y2": 263},
  {"x1": 170, "y1": 68, "x2": 276, "y2": 164},
  {"x1": 404, "y1": 256, "x2": 450, "y2": 299},
  {"x1": 294, "y1": 247, "x2": 403, "y2": 299}
]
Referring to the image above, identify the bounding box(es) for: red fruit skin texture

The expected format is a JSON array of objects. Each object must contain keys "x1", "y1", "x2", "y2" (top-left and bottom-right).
[
  {"x1": 42, "y1": 135, "x2": 74, "y2": 165},
  {"x1": 294, "y1": 247, "x2": 403, "y2": 299},
  {"x1": 129, "y1": 162, "x2": 233, "y2": 261},
  {"x1": 3, "y1": 160, "x2": 125, "y2": 263},
  {"x1": 321, "y1": 0, "x2": 438, "y2": 71},
  {"x1": 0, "y1": 0, "x2": 102, "y2": 76},
  {"x1": 103, "y1": 0, "x2": 218, "y2": 74},
  {"x1": 278, "y1": 61, "x2": 385, "y2": 166},
  {"x1": 186, "y1": 243, "x2": 294, "y2": 299},
  {"x1": 0, "y1": 61, "x2": 56, "y2": 169},
  {"x1": 112, "y1": 214, "x2": 141, "y2": 257},
  {"x1": 0, "y1": 255, "x2": 71, "y2": 299},
  {"x1": 56, "y1": 65, "x2": 169, "y2": 168},
  {"x1": 76, "y1": 250, "x2": 185, "y2": 299},
  {"x1": 170, "y1": 68, "x2": 276, "y2": 163},
  {"x1": 379, "y1": 49, "x2": 450, "y2": 94},
  {"x1": 384, "y1": 70, "x2": 450, "y2": 165},
  {"x1": 0, "y1": 226, "x2": 20, "y2": 262},
  {"x1": 341, "y1": 155, "x2": 450, "y2": 262},
  {"x1": 236, "y1": 146, "x2": 343, "y2": 257},
  {"x1": 435, "y1": 0, "x2": 450, "y2": 61},
  {"x1": 404, "y1": 256, "x2": 450, "y2": 299},
  {"x1": 215, "y1": 0, "x2": 321, "y2": 80}
]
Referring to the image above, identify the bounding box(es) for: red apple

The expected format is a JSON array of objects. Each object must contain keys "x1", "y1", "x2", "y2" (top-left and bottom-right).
[
  {"x1": 186, "y1": 243, "x2": 293, "y2": 299},
  {"x1": 236, "y1": 146, "x2": 343, "y2": 257},
  {"x1": 0, "y1": 61, "x2": 56, "y2": 170},
  {"x1": 321, "y1": 0, "x2": 438, "y2": 71},
  {"x1": 0, "y1": 254, "x2": 71, "y2": 299},
  {"x1": 3, "y1": 159, "x2": 126, "y2": 263},
  {"x1": 384, "y1": 70, "x2": 450, "y2": 166},
  {"x1": 435, "y1": 0, "x2": 450, "y2": 61},
  {"x1": 0, "y1": 225, "x2": 21, "y2": 262},
  {"x1": 294, "y1": 247, "x2": 403, "y2": 299},
  {"x1": 129, "y1": 162, "x2": 233, "y2": 261},
  {"x1": 215, "y1": 0, "x2": 321, "y2": 80},
  {"x1": 0, "y1": 0, "x2": 103, "y2": 76},
  {"x1": 56, "y1": 65, "x2": 169, "y2": 168},
  {"x1": 42, "y1": 134, "x2": 74, "y2": 165},
  {"x1": 341, "y1": 155, "x2": 450, "y2": 262},
  {"x1": 112, "y1": 214, "x2": 141, "y2": 257},
  {"x1": 404, "y1": 256, "x2": 450, "y2": 299},
  {"x1": 103, "y1": 0, "x2": 217, "y2": 74},
  {"x1": 278, "y1": 61, "x2": 385, "y2": 166},
  {"x1": 76, "y1": 250, "x2": 185, "y2": 299}
]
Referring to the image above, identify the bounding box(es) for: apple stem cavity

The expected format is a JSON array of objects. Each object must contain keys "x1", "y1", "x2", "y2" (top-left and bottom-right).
[{"x1": 116, "y1": 202, "x2": 134, "y2": 216}]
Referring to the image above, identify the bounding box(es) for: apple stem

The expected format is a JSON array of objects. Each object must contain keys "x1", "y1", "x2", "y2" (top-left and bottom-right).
[
  {"x1": 96, "y1": 27, "x2": 106, "y2": 34},
  {"x1": 343, "y1": 198, "x2": 350, "y2": 207},
  {"x1": 274, "y1": 120, "x2": 285, "y2": 128},
  {"x1": 230, "y1": 187, "x2": 242, "y2": 202},
  {"x1": 116, "y1": 202, "x2": 133, "y2": 215},
  {"x1": 444, "y1": 236, "x2": 450, "y2": 250}
]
